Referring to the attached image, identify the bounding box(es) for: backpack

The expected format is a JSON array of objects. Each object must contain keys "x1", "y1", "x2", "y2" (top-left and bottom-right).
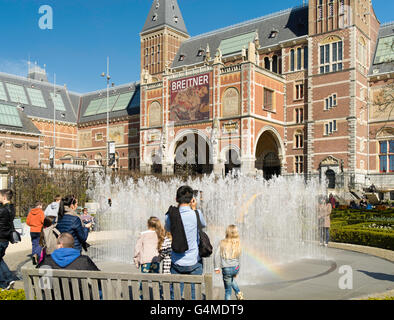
[
  {"x1": 194, "y1": 211, "x2": 213, "y2": 258},
  {"x1": 43, "y1": 225, "x2": 61, "y2": 255}
]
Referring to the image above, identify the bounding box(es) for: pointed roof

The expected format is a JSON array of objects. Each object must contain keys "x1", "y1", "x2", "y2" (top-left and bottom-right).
[{"x1": 141, "y1": 0, "x2": 188, "y2": 36}]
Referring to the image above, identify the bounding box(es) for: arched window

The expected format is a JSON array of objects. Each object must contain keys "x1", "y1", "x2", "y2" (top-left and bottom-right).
[
  {"x1": 264, "y1": 57, "x2": 270, "y2": 70},
  {"x1": 272, "y1": 55, "x2": 278, "y2": 73},
  {"x1": 294, "y1": 130, "x2": 304, "y2": 149},
  {"x1": 290, "y1": 49, "x2": 295, "y2": 72},
  {"x1": 319, "y1": 35, "x2": 343, "y2": 74},
  {"x1": 297, "y1": 47, "x2": 302, "y2": 70}
]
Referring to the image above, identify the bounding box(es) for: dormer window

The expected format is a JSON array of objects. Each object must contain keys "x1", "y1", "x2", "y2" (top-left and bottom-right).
[
  {"x1": 179, "y1": 54, "x2": 185, "y2": 61},
  {"x1": 269, "y1": 30, "x2": 278, "y2": 39},
  {"x1": 197, "y1": 49, "x2": 204, "y2": 57},
  {"x1": 152, "y1": 14, "x2": 157, "y2": 21},
  {"x1": 174, "y1": 16, "x2": 178, "y2": 23}
]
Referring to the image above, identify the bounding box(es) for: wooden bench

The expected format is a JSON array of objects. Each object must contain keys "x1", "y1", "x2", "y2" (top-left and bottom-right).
[{"x1": 21, "y1": 266, "x2": 213, "y2": 300}]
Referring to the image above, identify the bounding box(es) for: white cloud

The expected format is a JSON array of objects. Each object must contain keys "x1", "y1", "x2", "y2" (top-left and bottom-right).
[{"x1": 0, "y1": 58, "x2": 29, "y2": 77}]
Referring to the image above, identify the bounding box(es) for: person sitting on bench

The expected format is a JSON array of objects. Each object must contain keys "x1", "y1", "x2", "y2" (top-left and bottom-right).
[{"x1": 37, "y1": 232, "x2": 99, "y2": 271}]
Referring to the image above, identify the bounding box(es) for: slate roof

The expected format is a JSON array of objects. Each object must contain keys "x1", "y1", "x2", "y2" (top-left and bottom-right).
[
  {"x1": 0, "y1": 72, "x2": 80, "y2": 124},
  {"x1": 171, "y1": 5, "x2": 308, "y2": 68},
  {"x1": 369, "y1": 22, "x2": 394, "y2": 76},
  {"x1": 141, "y1": 0, "x2": 188, "y2": 36},
  {"x1": 78, "y1": 82, "x2": 140, "y2": 124},
  {"x1": 0, "y1": 106, "x2": 41, "y2": 136}
]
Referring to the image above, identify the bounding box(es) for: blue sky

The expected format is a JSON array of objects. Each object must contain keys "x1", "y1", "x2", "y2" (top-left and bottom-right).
[{"x1": 0, "y1": 0, "x2": 392, "y2": 93}]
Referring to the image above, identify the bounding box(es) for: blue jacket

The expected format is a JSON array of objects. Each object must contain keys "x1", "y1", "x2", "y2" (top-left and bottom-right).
[{"x1": 56, "y1": 209, "x2": 88, "y2": 252}]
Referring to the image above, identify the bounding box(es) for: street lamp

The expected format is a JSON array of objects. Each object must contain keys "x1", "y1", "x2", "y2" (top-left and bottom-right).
[{"x1": 101, "y1": 57, "x2": 111, "y2": 167}]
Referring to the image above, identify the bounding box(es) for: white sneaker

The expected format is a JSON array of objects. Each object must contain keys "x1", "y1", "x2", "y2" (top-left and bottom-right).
[
  {"x1": 6, "y1": 281, "x2": 15, "y2": 290},
  {"x1": 324, "y1": 243, "x2": 328, "y2": 247}
]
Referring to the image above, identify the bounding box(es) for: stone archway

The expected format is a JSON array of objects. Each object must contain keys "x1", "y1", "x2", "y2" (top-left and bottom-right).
[
  {"x1": 255, "y1": 129, "x2": 283, "y2": 180},
  {"x1": 172, "y1": 131, "x2": 213, "y2": 175},
  {"x1": 224, "y1": 148, "x2": 241, "y2": 175}
]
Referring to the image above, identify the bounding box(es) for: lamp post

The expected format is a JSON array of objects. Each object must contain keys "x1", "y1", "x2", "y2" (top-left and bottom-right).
[{"x1": 101, "y1": 57, "x2": 111, "y2": 167}]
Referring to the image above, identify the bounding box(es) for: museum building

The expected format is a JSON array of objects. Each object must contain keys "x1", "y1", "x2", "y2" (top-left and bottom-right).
[{"x1": 0, "y1": 0, "x2": 393, "y2": 193}]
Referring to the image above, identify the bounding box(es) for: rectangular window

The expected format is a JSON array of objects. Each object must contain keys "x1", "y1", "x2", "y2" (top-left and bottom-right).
[
  {"x1": 333, "y1": 120, "x2": 337, "y2": 131},
  {"x1": 325, "y1": 124, "x2": 329, "y2": 135},
  {"x1": 380, "y1": 155, "x2": 387, "y2": 172},
  {"x1": 264, "y1": 89, "x2": 274, "y2": 111},
  {"x1": 320, "y1": 41, "x2": 343, "y2": 74},
  {"x1": 295, "y1": 83, "x2": 304, "y2": 100},
  {"x1": 390, "y1": 140, "x2": 394, "y2": 153},
  {"x1": 390, "y1": 155, "x2": 394, "y2": 172},
  {"x1": 380, "y1": 141, "x2": 387, "y2": 154},
  {"x1": 295, "y1": 156, "x2": 304, "y2": 174}
]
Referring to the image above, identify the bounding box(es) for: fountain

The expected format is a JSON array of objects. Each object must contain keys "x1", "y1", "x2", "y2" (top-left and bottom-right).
[{"x1": 88, "y1": 172, "x2": 327, "y2": 285}]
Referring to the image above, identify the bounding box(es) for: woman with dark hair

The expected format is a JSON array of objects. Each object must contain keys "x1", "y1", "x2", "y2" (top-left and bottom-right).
[
  {"x1": 0, "y1": 189, "x2": 17, "y2": 290},
  {"x1": 56, "y1": 196, "x2": 91, "y2": 252}
]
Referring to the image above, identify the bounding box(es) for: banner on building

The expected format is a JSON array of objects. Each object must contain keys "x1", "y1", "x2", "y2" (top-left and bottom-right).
[{"x1": 169, "y1": 73, "x2": 210, "y2": 123}]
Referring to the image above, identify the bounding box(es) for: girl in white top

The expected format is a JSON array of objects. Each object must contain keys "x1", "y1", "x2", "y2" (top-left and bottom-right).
[{"x1": 214, "y1": 225, "x2": 244, "y2": 300}]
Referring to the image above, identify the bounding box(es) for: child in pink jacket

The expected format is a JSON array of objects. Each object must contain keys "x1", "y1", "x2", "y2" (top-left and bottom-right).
[{"x1": 134, "y1": 217, "x2": 164, "y2": 273}]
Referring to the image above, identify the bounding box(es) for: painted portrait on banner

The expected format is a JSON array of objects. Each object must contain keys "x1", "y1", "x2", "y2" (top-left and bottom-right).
[{"x1": 170, "y1": 73, "x2": 210, "y2": 123}]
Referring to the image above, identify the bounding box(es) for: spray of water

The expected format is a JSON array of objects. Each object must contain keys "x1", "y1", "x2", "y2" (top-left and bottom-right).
[{"x1": 88, "y1": 172, "x2": 327, "y2": 285}]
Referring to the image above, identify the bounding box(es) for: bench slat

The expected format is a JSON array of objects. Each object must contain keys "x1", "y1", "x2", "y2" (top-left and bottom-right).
[
  {"x1": 81, "y1": 278, "x2": 91, "y2": 300},
  {"x1": 152, "y1": 282, "x2": 160, "y2": 300},
  {"x1": 162, "y1": 282, "x2": 170, "y2": 300},
  {"x1": 90, "y1": 279, "x2": 100, "y2": 300},
  {"x1": 71, "y1": 278, "x2": 81, "y2": 300},
  {"x1": 195, "y1": 283, "x2": 202, "y2": 300},
  {"x1": 51, "y1": 277, "x2": 62, "y2": 300},
  {"x1": 121, "y1": 280, "x2": 130, "y2": 301},
  {"x1": 141, "y1": 281, "x2": 150, "y2": 300},
  {"x1": 61, "y1": 278, "x2": 71, "y2": 300},
  {"x1": 184, "y1": 283, "x2": 192, "y2": 300},
  {"x1": 32, "y1": 276, "x2": 43, "y2": 300},
  {"x1": 130, "y1": 280, "x2": 140, "y2": 300},
  {"x1": 173, "y1": 282, "x2": 181, "y2": 300}
]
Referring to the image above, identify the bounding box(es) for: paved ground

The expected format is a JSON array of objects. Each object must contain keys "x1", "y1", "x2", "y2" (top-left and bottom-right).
[{"x1": 3, "y1": 229, "x2": 393, "y2": 300}]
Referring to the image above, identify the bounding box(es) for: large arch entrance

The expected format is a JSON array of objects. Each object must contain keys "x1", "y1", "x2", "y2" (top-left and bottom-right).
[
  {"x1": 255, "y1": 130, "x2": 282, "y2": 180},
  {"x1": 173, "y1": 132, "x2": 213, "y2": 175},
  {"x1": 225, "y1": 149, "x2": 241, "y2": 175}
]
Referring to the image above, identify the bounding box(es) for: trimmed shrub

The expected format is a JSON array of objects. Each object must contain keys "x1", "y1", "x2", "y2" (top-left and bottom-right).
[
  {"x1": 330, "y1": 228, "x2": 394, "y2": 251},
  {"x1": 0, "y1": 289, "x2": 26, "y2": 300}
]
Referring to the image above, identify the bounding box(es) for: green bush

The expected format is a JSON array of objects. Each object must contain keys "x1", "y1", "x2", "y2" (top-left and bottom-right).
[
  {"x1": 0, "y1": 289, "x2": 26, "y2": 300},
  {"x1": 330, "y1": 228, "x2": 394, "y2": 251}
]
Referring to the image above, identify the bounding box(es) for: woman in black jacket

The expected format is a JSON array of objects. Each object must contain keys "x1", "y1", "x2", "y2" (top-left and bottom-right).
[{"x1": 0, "y1": 189, "x2": 17, "y2": 290}]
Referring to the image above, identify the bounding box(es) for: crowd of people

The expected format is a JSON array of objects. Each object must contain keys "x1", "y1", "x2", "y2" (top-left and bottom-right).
[{"x1": 133, "y1": 185, "x2": 244, "y2": 300}]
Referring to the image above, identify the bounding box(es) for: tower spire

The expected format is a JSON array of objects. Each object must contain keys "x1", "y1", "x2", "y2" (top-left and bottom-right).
[{"x1": 141, "y1": 0, "x2": 188, "y2": 36}]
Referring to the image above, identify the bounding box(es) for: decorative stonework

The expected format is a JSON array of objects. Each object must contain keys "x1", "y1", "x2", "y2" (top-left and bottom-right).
[
  {"x1": 222, "y1": 88, "x2": 240, "y2": 117},
  {"x1": 320, "y1": 156, "x2": 340, "y2": 167},
  {"x1": 149, "y1": 101, "x2": 162, "y2": 127}
]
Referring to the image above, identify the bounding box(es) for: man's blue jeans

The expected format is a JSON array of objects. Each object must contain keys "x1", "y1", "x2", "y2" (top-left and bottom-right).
[
  {"x1": 222, "y1": 266, "x2": 241, "y2": 300},
  {"x1": 0, "y1": 241, "x2": 15, "y2": 289},
  {"x1": 170, "y1": 261, "x2": 203, "y2": 300}
]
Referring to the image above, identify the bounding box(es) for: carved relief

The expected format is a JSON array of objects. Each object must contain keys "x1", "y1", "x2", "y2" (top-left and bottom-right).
[
  {"x1": 222, "y1": 88, "x2": 240, "y2": 117},
  {"x1": 79, "y1": 131, "x2": 92, "y2": 149},
  {"x1": 320, "y1": 156, "x2": 340, "y2": 166},
  {"x1": 149, "y1": 101, "x2": 162, "y2": 127}
]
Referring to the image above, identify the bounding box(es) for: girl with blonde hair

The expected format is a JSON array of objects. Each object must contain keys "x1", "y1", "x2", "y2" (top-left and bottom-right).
[
  {"x1": 214, "y1": 224, "x2": 244, "y2": 300},
  {"x1": 134, "y1": 217, "x2": 165, "y2": 273}
]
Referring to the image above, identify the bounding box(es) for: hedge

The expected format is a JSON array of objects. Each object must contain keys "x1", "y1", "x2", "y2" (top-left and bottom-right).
[
  {"x1": 0, "y1": 289, "x2": 25, "y2": 300},
  {"x1": 330, "y1": 228, "x2": 394, "y2": 251}
]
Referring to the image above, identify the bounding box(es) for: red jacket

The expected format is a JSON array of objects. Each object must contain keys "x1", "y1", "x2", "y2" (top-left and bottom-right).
[{"x1": 26, "y1": 208, "x2": 45, "y2": 233}]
